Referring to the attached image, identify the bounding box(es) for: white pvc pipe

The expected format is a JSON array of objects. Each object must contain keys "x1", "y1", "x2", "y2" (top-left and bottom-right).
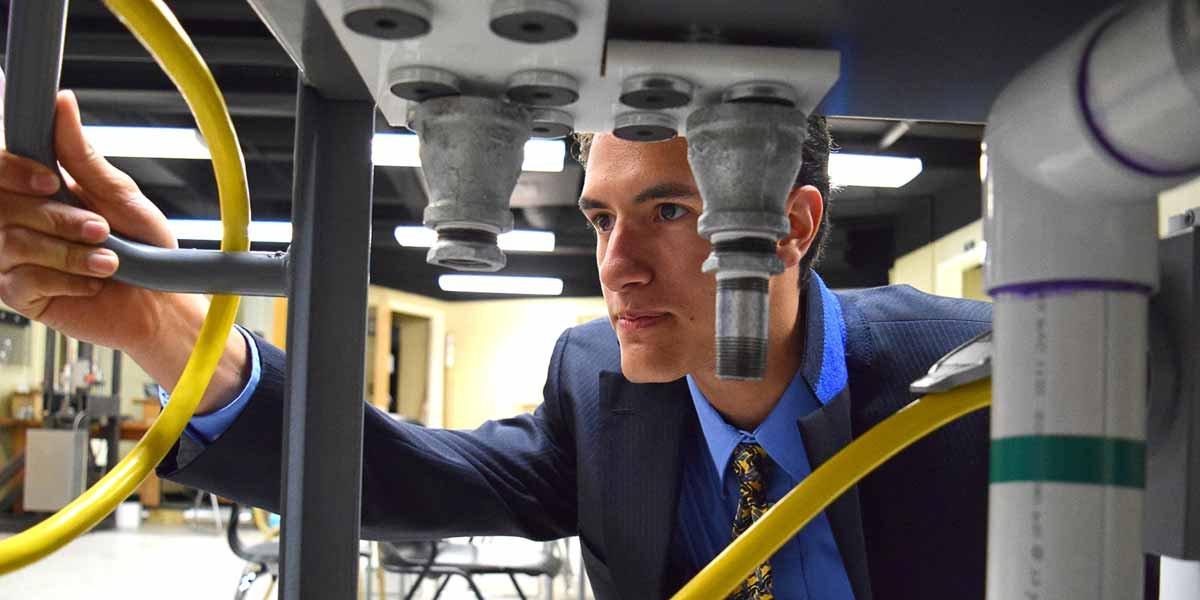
[
  {"x1": 985, "y1": 0, "x2": 1200, "y2": 293},
  {"x1": 984, "y1": 7, "x2": 1198, "y2": 593},
  {"x1": 989, "y1": 290, "x2": 1147, "y2": 600},
  {"x1": 1161, "y1": 556, "x2": 1200, "y2": 600}
]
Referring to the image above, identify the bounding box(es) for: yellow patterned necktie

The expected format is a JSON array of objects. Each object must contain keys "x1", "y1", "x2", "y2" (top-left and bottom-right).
[{"x1": 729, "y1": 442, "x2": 774, "y2": 600}]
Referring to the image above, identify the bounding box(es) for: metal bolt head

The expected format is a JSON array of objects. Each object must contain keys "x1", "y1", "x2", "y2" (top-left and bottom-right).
[
  {"x1": 619, "y1": 74, "x2": 694, "y2": 110},
  {"x1": 490, "y1": 0, "x2": 579, "y2": 43},
  {"x1": 388, "y1": 66, "x2": 462, "y2": 102},
  {"x1": 529, "y1": 107, "x2": 574, "y2": 139},
  {"x1": 612, "y1": 111, "x2": 678, "y2": 142},
  {"x1": 343, "y1": 0, "x2": 432, "y2": 40},
  {"x1": 505, "y1": 70, "x2": 580, "y2": 107},
  {"x1": 722, "y1": 80, "x2": 799, "y2": 107}
]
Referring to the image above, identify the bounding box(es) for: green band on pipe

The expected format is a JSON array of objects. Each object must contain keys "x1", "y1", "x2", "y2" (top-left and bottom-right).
[{"x1": 990, "y1": 435, "x2": 1145, "y2": 488}]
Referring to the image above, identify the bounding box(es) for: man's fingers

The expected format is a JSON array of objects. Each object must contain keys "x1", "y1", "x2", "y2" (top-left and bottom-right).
[
  {"x1": 65, "y1": 179, "x2": 177, "y2": 249},
  {"x1": 0, "y1": 192, "x2": 110, "y2": 244},
  {"x1": 0, "y1": 264, "x2": 103, "y2": 319},
  {"x1": 53, "y1": 90, "x2": 140, "y2": 203},
  {"x1": 0, "y1": 226, "x2": 118, "y2": 277},
  {"x1": 53, "y1": 91, "x2": 177, "y2": 249},
  {"x1": 0, "y1": 151, "x2": 61, "y2": 196}
]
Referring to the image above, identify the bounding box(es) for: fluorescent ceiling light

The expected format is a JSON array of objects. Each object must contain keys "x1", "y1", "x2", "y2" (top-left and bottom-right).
[
  {"x1": 394, "y1": 226, "x2": 555, "y2": 252},
  {"x1": 371, "y1": 133, "x2": 420, "y2": 168},
  {"x1": 373, "y1": 133, "x2": 565, "y2": 172},
  {"x1": 520, "y1": 139, "x2": 568, "y2": 172},
  {"x1": 498, "y1": 229, "x2": 556, "y2": 252},
  {"x1": 168, "y1": 219, "x2": 293, "y2": 243},
  {"x1": 392, "y1": 225, "x2": 438, "y2": 247},
  {"x1": 79, "y1": 126, "x2": 565, "y2": 173},
  {"x1": 829, "y1": 153, "x2": 923, "y2": 188},
  {"x1": 83, "y1": 125, "x2": 210, "y2": 159},
  {"x1": 80, "y1": 126, "x2": 910, "y2": 188},
  {"x1": 439, "y1": 274, "x2": 564, "y2": 296}
]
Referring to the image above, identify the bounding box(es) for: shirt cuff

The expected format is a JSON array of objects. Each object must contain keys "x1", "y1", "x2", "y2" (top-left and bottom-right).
[{"x1": 158, "y1": 324, "x2": 262, "y2": 446}]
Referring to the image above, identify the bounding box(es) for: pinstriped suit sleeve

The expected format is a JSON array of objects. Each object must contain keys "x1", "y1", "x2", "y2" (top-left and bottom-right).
[{"x1": 157, "y1": 329, "x2": 579, "y2": 542}]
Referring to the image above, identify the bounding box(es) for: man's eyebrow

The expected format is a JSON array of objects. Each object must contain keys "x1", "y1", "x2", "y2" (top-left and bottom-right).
[
  {"x1": 632, "y1": 182, "x2": 698, "y2": 205},
  {"x1": 577, "y1": 182, "x2": 699, "y2": 211},
  {"x1": 578, "y1": 196, "x2": 604, "y2": 211}
]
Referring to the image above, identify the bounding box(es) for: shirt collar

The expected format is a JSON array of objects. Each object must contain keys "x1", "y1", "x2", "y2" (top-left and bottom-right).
[
  {"x1": 801, "y1": 271, "x2": 848, "y2": 405},
  {"x1": 686, "y1": 272, "x2": 848, "y2": 484},
  {"x1": 688, "y1": 369, "x2": 817, "y2": 484}
]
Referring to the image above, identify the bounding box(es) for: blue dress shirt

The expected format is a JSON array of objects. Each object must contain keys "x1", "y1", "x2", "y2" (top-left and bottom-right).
[
  {"x1": 672, "y1": 273, "x2": 855, "y2": 599},
  {"x1": 159, "y1": 324, "x2": 262, "y2": 445}
]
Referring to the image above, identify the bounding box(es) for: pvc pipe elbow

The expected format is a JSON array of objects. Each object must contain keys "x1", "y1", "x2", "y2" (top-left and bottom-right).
[
  {"x1": 984, "y1": 0, "x2": 1199, "y2": 204},
  {"x1": 983, "y1": 0, "x2": 1200, "y2": 291}
]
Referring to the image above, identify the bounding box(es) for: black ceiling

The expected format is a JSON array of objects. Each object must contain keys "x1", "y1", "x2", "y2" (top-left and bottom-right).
[{"x1": 0, "y1": 0, "x2": 1072, "y2": 298}]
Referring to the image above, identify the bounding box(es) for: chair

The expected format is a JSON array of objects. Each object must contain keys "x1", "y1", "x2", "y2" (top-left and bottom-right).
[
  {"x1": 226, "y1": 503, "x2": 280, "y2": 600},
  {"x1": 187, "y1": 489, "x2": 224, "y2": 533},
  {"x1": 378, "y1": 537, "x2": 563, "y2": 600}
]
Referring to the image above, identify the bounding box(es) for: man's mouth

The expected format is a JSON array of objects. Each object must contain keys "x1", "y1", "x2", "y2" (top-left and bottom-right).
[{"x1": 616, "y1": 310, "x2": 669, "y2": 332}]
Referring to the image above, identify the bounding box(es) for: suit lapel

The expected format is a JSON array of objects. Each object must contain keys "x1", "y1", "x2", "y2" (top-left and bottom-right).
[
  {"x1": 798, "y1": 385, "x2": 873, "y2": 600},
  {"x1": 600, "y1": 371, "x2": 691, "y2": 599}
]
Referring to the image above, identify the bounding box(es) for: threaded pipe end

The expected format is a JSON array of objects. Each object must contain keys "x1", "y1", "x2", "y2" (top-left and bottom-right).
[
  {"x1": 716, "y1": 336, "x2": 768, "y2": 380},
  {"x1": 714, "y1": 274, "x2": 770, "y2": 381}
]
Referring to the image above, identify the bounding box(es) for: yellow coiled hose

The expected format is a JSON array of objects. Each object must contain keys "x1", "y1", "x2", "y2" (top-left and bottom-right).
[
  {"x1": 0, "y1": 0, "x2": 249, "y2": 573},
  {"x1": 672, "y1": 379, "x2": 992, "y2": 599}
]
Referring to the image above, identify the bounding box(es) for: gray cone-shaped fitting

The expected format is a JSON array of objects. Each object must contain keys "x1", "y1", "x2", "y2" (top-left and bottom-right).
[
  {"x1": 686, "y1": 102, "x2": 808, "y2": 241},
  {"x1": 412, "y1": 96, "x2": 532, "y2": 271},
  {"x1": 686, "y1": 102, "x2": 808, "y2": 380}
]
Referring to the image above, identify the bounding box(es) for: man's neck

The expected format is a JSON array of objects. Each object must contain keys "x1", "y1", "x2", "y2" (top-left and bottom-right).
[{"x1": 691, "y1": 293, "x2": 806, "y2": 431}]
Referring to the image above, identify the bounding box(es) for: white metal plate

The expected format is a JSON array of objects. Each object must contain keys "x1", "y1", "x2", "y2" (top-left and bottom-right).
[{"x1": 315, "y1": 0, "x2": 839, "y2": 134}]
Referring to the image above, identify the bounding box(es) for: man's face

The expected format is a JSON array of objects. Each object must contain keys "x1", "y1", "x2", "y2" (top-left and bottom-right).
[{"x1": 579, "y1": 135, "x2": 716, "y2": 382}]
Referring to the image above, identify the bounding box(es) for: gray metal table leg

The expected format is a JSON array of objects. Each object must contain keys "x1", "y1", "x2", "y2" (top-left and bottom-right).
[
  {"x1": 43, "y1": 328, "x2": 56, "y2": 417},
  {"x1": 278, "y1": 82, "x2": 374, "y2": 600}
]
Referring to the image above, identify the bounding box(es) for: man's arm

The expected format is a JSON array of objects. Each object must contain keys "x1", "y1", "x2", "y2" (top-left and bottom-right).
[
  {"x1": 158, "y1": 330, "x2": 579, "y2": 542},
  {"x1": 0, "y1": 91, "x2": 251, "y2": 418},
  {"x1": 132, "y1": 292, "x2": 252, "y2": 417},
  {"x1": 158, "y1": 324, "x2": 261, "y2": 445}
]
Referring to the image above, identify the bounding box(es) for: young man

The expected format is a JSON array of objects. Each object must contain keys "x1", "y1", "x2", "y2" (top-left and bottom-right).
[{"x1": 0, "y1": 91, "x2": 991, "y2": 599}]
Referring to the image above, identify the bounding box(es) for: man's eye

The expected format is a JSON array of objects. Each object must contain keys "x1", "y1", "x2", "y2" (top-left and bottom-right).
[
  {"x1": 657, "y1": 203, "x2": 689, "y2": 222},
  {"x1": 590, "y1": 214, "x2": 613, "y2": 232}
]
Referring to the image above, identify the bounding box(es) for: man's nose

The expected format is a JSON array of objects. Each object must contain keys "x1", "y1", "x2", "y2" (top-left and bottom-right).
[{"x1": 599, "y1": 222, "x2": 653, "y2": 292}]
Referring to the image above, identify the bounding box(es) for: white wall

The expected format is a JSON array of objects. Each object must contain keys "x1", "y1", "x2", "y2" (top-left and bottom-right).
[
  {"x1": 442, "y1": 298, "x2": 606, "y2": 429},
  {"x1": 889, "y1": 220, "x2": 986, "y2": 299},
  {"x1": 1161, "y1": 177, "x2": 1200, "y2": 237},
  {"x1": 0, "y1": 285, "x2": 608, "y2": 443},
  {"x1": 366, "y1": 286, "x2": 606, "y2": 430},
  {"x1": 890, "y1": 175, "x2": 1200, "y2": 297}
]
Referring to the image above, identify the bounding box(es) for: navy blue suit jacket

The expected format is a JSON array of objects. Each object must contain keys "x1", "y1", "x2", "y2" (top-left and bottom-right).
[{"x1": 159, "y1": 280, "x2": 992, "y2": 599}]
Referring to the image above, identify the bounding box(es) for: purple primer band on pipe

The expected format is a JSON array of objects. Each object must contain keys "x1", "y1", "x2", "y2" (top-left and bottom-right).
[
  {"x1": 1078, "y1": 9, "x2": 1200, "y2": 179},
  {"x1": 990, "y1": 279, "x2": 1153, "y2": 298}
]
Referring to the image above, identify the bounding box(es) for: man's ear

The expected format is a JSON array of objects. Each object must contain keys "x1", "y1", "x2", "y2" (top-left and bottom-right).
[{"x1": 777, "y1": 185, "x2": 824, "y2": 268}]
